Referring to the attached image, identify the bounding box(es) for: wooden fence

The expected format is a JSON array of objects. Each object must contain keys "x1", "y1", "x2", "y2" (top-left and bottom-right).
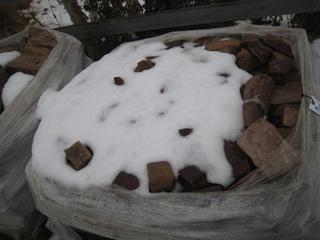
[{"x1": 57, "y1": 0, "x2": 320, "y2": 40}]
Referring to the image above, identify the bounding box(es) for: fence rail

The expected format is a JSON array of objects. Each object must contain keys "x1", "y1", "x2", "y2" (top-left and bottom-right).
[{"x1": 57, "y1": 0, "x2": 320, "y2": 40}]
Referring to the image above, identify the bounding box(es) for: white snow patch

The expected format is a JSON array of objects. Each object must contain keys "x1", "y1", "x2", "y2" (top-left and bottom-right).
[
  {"x1": 31, "y1": 39, "x2": 251, "y2": 194},
  {"x1": 36, "y1": 89, "x2": 59, "y2": 119},
  {"x1": 2, "y1": 72, "x2": 34, "y2": 108},
  {"x1": 0, "y1": 51, "x2": 21, "y2": 68}
]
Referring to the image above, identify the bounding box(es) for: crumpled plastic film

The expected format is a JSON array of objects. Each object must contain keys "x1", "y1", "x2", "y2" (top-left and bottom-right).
[
  {"x1": 0, "y1": 27, "x2": 90, "y2": 239},
  {"x1": 26, "y1": 25, "x2": 320, "y2": 240}
]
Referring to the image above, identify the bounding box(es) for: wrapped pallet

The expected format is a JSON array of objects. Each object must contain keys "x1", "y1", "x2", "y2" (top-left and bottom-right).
[
  {"x1": 26, "y1": 25, "x2": 319, "y2": 240},
  {"x1": 0, "y1": 27, "x2": 90, "y2": 239}
]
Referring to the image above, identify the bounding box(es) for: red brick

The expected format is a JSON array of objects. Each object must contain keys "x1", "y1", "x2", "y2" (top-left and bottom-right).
[
  {"x1": 147, "y1": 161, "x2": 176, "y2": 193},
  {"x1": 28, "y1": 27, "x2": 57, "y2": 49},
  {"x1": 178, "y1": 128, "x2": 193, "y2": 137},
  {"x1": 277, "y1": 128, "x2": 292, "y2": 138},
  {"x1": 268, "y1": 59, "x2": 292, "y2": 84},
  {"x1": 205, "y1": 39, "x2": 243, "y2": 55},
  {"x1": 224, "y1": 140, "x2": 254, "y2": 179},
  {"x1": 134, "y1": 59, "x2": 155, "y2": 72},
  {"x1": 5, "y1": 54, "x2": 47, "y2": 75},
  {"x1": 243, "y1": 101, "x2": 265, "y2": 127},
  {"x1": 262, "y1": 34, "x2": 293, "y2": 57},
  {"x1": 114, "y1": 77, "x2": 125, "y2": 86},
  {"x1": 282, "y1": 105, "x2": 299, "y2": 127},
  {"x1": 178, "y1": 165, "x2": 208, "y2": 191},
  {"x1": 237, "y1": 119, "x2": 284, "y2": 170},
  {"x1": 270, "y1": 81, "x2": 302, "y2": 105},
  {"x1": 112, "y1": 172, "x2": 139, "y2": 190},
  {"x1": 164, "y1": 40, "x2": 185, "y2": 49},
  {"x1": 64, "y1": 141, "x2": 93, "y2": 170},
  {"x1": 23, "y1": 43, "x2": 51, "y2": 57},
  {"x1": 246, "y1": 40, "x2": 272, "y2": 63},
  {"x1": 243, "y1": 73, "x2": 275, "y2": 110},
  {"x1": 236, "y1": 48, "x2": 260, "y2": 71}
]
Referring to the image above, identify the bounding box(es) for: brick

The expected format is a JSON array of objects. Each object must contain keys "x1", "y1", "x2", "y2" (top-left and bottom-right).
[
  {"x1": 178, "y1": 128, "x2": 193, "y2": 137},
  {"x1": 285, "y1": 71, "x2": 301, "y2": 82},
  {"x1": 112, "y1": 171, "x2": 139, "y2": 190},
  {"x1": 262, "y1": 34, "x2": 293, "y2": 57},
  {"x1": 247, "y1": 40, "x2": 272, "y2": 63},
  {"x1": 277, "y1": 128, "x2": 292, "y2": 138},
  {"x1": 114, "y1": 77, "x2": 125, "y2": 86},
  {"x1": 243, "y1": 101, "x2": 265, "y2": 127},
  {"x1": 205, "y1": 39, "x2": 243, "y2": 55},
  {"x1": 64, "y1": 141, "x2": 93, "y2": 170},
  {"x1": 5, "y1": 54, "x2": 46, "y2": 75},
  {"x1": 134, "y1": 59, "x2": 155, "y2": 72},
  {"x1": 271, "y1": 51, "x2": 297, "y2": 70},
  {"x1": 0, "y1": 46, "x2": 18, "y2": 53},
  {"x1": 268, "y1": 59, "x2": 292, "y2": 84},
  {"x1": 243, "y1": 73, "x2": 275, "y2": 110},
  {"x1": 23, "y1": 43, "x2": 51, "y2": 57},
  {"x1": 236, "y1": 48, "x2": 260, "y2": 71},
  {"x1": 147, "y1": 161, "x2": 176, "y2": 192},
  {"x1": 270, "y1": 81, "x2": 302, "y2": 105},
  {"x1": 224, "y1": 141, "x2": 254, "y2": 179},
  {"x1": 282, "y1": 105, "x2": 299, "y2": 127},
  {"x1": 178, "y1": 165, "x2": 208, "y2": 191},
  {"x1": 197, "y1": 184, "x2": 224, "y2": 192},
  {"x1": 28, "y1": 27, "x2": 57, "y2": 49},
  {"x1": 165, "y1": 40, "x2": 185, "y2": 49},
  {"x1": 237, "y1": 119, "x2": 284, "y2": 170}
]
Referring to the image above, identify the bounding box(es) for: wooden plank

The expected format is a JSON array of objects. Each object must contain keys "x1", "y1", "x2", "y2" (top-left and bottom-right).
[
  {"x1": 0, "y1": 0, "x2": 28, "y2": 6},
  {"x1": 57, "y1": 0, "x2": 320, "y2": 40}
]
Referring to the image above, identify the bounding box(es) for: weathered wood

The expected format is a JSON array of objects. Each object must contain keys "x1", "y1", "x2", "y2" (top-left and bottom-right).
[
  {"x1": 0, "y1": 0, "x2": 28, "y2": 6},
  {"x1": 57, "y1": 0, "x2": 320, "y2": 40}
]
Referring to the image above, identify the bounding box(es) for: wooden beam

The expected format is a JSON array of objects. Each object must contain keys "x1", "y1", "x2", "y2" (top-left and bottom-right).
[
  {"x1": 0, "y1": 0, "x2": 28, "y2": 6},
  {"x1": 57, "y1": 0, "x2": 320, "y2": 40}
]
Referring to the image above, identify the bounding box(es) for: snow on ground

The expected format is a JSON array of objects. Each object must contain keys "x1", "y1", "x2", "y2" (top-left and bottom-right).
[
  {"x1": 2, "y1": 72, "x2": 34, "y2": 108},
  {"x1": 0, "y1": 51, "x2": 21, "y2": 68},
  {"x1": 30, "y1": 0, "x2": 73, "y2": 28},
  {"x1": 31, "y1": 38, "x2": 251, "y2": 194}
]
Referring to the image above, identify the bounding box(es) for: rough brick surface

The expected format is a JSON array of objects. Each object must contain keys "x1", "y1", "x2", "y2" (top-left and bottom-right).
[
  {"x1": 270, "y1": 81, "x2": 302, "y2": 105},
  {"x1": 147, "y1": 161, "x2": 176, "y2": 192},
  {"x1": 5, "y1": 54, "x2": 47, "y2": 75},
  {"x1": 282, "y1": 105, "x2": 299, "y2": 127},
  {"x1": 236, "y1": 48, "x2": 260, "y2": 71},
  {"x1": 205, "y1": 39, "x2": 243, "y2": 55},
  {"x1": 112, "y1": 172, "x2": 139, "y2": 190},
  {"x1": 243, "y1": 101, "x2": 265, "y2": 127},
  {"x1": 237, "y1": 119, "x2": 284, "y2": 170},
  {"x1": 64, "y1": 141, "x2": 93, "y2": 170},
  {"x1": 262, "y1": 35, "x2": 293, "y2": 57},
  {"x1": 243, "y1": 73, "x2": 275, "y2": 109},
  {"x1": 277, "y1": 128, "x2": 292, "y2": 138},
  {"x1": 23, "y1": 43, "x2": 51, "y2": 57},
  {"x1": 246, "y1": 40, "x2": 272, "y2": 63},
  {"x1": 178, "y1": 165, "x2": 208, "y2": 191},
  {"x1": 28, "y1": 27, "x2": 57, "y2": 49},
  {"x1": 224, "y1": 140, "x2": 254, "y2": 179},
  {"x1": 134, "y1": 59, "x2": 155, "y2": 72},
  {"x1": 268, "y1": 59, "x2": 292, "y2": 83},
  {"x1": 165, "y1": 40, "x2": 185, "y2": 49}
]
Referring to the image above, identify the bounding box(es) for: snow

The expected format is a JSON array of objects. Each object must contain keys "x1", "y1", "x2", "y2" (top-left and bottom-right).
[
  {"x1": 2, "y1": 72, "x2": 34, "y2": 108},
  {"x1": 31, "y1": 38, "x2": 251, "y2": 194},
  {"x1": 30, "y1": 0, "x2": 73, "y2": 28},
  {"x1": 0, "y1": 51, "x2": 21, "y2": 68}
]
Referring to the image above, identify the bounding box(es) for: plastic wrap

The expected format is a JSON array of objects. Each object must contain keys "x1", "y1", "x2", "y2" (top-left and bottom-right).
[
  {"x1": 26, "y1": 24, "x2": 320, "y2": 240},
  {"x1": 0, "y1": 27, "x2": 89, "y2": 239}
]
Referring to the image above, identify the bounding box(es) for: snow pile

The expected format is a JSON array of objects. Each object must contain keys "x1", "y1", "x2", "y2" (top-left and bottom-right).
[
  {"x1": 30, "y1": 0, "x2": 73, "y2": 27},
  {"x1": 2, "y1": 72, "x2": 34, "y2": 108},
  {"x1": 0, "y1": 51, "x2": 21, "y2": 67},
  {"x1": 31, "y1": 39, "x2": 251, "y2": 194}
]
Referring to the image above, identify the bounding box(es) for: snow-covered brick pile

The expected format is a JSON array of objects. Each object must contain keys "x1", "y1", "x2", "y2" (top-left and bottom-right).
[
  {"x1": 31, "y1": 33, "x2": 302, "y2": 194},
  {"x1": 0, "y1": 27, "x2": 57, "y2": 113},
  {"x1": 31, "y1": 36, "x2": 251, "y2": 194}
]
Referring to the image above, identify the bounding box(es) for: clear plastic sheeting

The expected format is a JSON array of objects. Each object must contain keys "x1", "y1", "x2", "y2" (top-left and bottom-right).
[
  {"x1": 0, "y1": 27, "x2": 89, "y2": 239},
  {"x1": 26, "y1": 25, "x2": 320, "y2": 240}
]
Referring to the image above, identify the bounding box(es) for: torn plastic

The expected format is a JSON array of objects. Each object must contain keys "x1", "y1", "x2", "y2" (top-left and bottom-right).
[
  {"x1": 26, "y1": 25, "x2": 320, "y2": 240},
  {"x1": 0, "y1": 27, "x2": 90, "y2": 239}
]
